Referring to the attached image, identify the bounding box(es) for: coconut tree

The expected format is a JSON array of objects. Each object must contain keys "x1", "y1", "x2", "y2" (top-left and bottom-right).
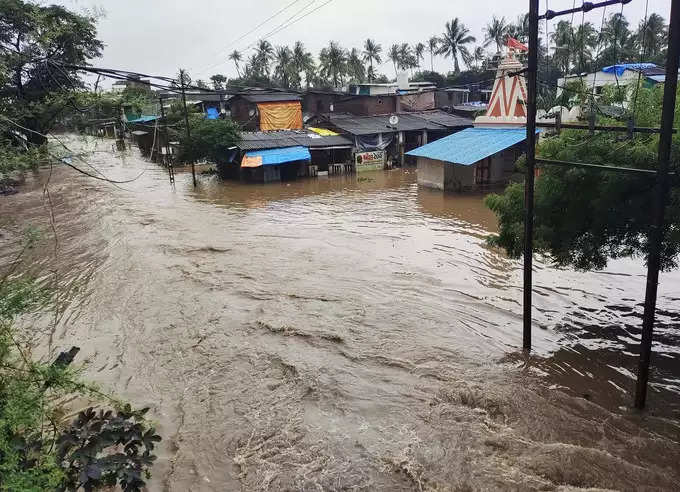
[
  {"x1": 573, "y1": 22, "x2": 598, "y2": 72},
  {"x1": 427, "y1": 36, "x2": 439, "y2": 71},
  {"x1": 228, "y1": 50, "x2": 242, "y2": 78},
  {"x1": 507, "y1": 14, "x2": 530, "y2": 44},
  {"x1": 292, "y1": 41, "x2": 315, "y2": 88},
  {"x1": 274, "y1": 45, "x2": 294, "y2": 88},
  {"x1": 473, "y1": 46, "x2": 486, "y2": 70},
  {"x1": 437, "y1": 18, "x2": 476, "y2": 73},
  {"x1": 347, "y1": 47, "x2": 366, "y2": 83},
  {"x1": 551, "y1": 20, "x2": 574, "y2": 73},
  {"x1": 387, "y1": 43, "x2": 400, "y2": 78},
  {"x1": 484, "y1": 16, "x2": 509, "y2": 53},
  {"x1": 398, "y1": 43, "x2": 414, "y2": 71},
  {"x1": 414, "y1": 42, "x2": 425, "y2": 69},
  {"x1": 255, "y1": 39, "x2": 274, "y2": 76},
  {"x1": 362, "y1": 38, "x2": 382, "y2": 82},
  {"x1": 319, "y1": 41, "x2": 347, "y2": 88},
  {"x1": 636, "y1": 13, "x2": 667, "y2": 60},
  {"x1": 210, "y1": 74, "x2": 227, "y2": 90}
]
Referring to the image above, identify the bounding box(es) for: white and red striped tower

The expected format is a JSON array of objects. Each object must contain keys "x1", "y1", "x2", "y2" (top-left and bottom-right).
[{"x1": 474, "y1": 38, "x2": 529, "y2": 128}]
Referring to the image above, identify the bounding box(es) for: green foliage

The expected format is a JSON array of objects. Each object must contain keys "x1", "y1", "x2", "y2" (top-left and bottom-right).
[
  {"x1": 0, "y1": 0, "x2": 103, "y2": 144},
  {"x1": 177, "y1": 117, "x2": 240, "y2": 165},
  {"x1": 0, "y1": 227, "x2": 161, "y2": 491},
  {"x1": 0, "y1": 143, "x2": 49, "y2": 176},
  {"x1": 486, "y1": 86, "x2": 680, "y2": 271}
]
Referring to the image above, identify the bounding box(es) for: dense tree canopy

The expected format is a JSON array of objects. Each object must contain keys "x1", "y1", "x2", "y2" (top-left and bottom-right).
[
  {"x1": 0, "y1": 0, "x2": 103, "y2": 144},
  {"x1": 486, "y1": 85, "x2": 680, "y2": 272}
]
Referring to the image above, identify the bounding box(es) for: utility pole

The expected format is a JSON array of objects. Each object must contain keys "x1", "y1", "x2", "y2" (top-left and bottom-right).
[
  {"x1": 158, "y1": 96, "x2": 174, "y2": 185},
  {"x1": 523, "y1": 0, "x2": 539, "y2": 352},
  {"x1": 179, "y1": 69, "x2": 196, "y2": 187},
  {"x1": 635, "y1": 0, "x2": 680, "y2": 410}
]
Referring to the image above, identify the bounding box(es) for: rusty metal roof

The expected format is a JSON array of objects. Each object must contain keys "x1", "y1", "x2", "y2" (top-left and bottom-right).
[{"x1": 238, "y1": 131, "x2": 352, "y2": 150}]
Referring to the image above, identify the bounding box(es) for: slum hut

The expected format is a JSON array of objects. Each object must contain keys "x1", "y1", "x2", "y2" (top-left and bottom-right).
[
  {"x1": 223, "y1": 130, "x2": 354, "y2": 181},
  {"x1": 434, "y1": 88, "x2": 470, "y2": 109},
  {"x1": 406, "y1": 127, "x2": 537, "y2": 191},
  {"x1": 240, "y1": 146, "x2": 311, "y2": 183},
  {"x1": 315, "y1": 111, "x2": 472, "y2": 169},
  {"x1": 229, "y1": 93, "x2": 303, "y2": 131}
]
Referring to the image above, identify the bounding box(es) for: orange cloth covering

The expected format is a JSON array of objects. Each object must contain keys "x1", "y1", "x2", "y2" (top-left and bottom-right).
[
  {"x1": 241, "y1": 155, "x2": 263, "y2": 168},
  {"x1": 257, "y1": 101, "x2": 303, "y2": 130}
]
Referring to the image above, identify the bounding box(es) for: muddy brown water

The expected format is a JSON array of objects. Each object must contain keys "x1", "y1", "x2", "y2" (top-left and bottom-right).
[{"x1": 1, "y1": 136, "x2": 679, "y2": 491}]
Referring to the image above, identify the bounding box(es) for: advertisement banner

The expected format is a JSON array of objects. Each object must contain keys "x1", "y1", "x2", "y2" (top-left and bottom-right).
[{"x1": 355, "y1": 151, "x2": 385, "y2": 171}]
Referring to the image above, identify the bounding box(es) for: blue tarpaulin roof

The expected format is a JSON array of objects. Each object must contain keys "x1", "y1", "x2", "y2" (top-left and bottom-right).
[
  {"x1": 127, "y1": 115, "x2": 159, "y2": 123},
  {"x1": 406, "y1": 127, "x2": 537, "y2": 165},
  {"x1": 602, "y1": 63, "x2": 657, "y2": 77},
  {"x1": 244, "y1": 145, "x2": 311, "y2": 166}
]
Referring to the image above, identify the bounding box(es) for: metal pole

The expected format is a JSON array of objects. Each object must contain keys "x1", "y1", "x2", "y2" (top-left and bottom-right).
[
  {"x1": 158, "y1": 96, "x2": 174, "y2": 184},
  {"x1": 180, "y1": 69, "x2": 197, "y2": 187},
  {"x1": 523, "y1": 0, "x2": 540, "y2": 352},
  {"x1": 634, "y1": 0, "x2": 680, "y2": 410}
]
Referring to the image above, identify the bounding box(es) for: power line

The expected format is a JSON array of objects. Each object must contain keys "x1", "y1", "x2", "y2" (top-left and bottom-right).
[
  {"x1": 242, "y1": 0, "x2": 319, "y2": 51},
  {"x1": 192, "y1": 0, "x2": 305, "y2": 75}
]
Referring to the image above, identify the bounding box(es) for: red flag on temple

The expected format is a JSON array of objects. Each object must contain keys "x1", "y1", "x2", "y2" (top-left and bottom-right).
[{"x1": 507, "y1": 37, "x2": 528, "y2": 52}]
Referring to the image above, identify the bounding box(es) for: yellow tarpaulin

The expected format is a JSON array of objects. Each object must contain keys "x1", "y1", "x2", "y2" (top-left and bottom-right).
[
  {"x1": 241, "y1": 155, "x2": 263, "y2": 168},
  {"x1": 307, "y1": 127, "x2": 339, "y2": 136},
  {"x1": 258, "y1": 101, "x2": 303, "y2": 130}
]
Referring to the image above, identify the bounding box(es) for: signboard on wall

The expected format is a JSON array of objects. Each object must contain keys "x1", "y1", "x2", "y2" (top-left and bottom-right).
[{"x1": 355, "y1": 151, "x2": 385, "y2": 171}]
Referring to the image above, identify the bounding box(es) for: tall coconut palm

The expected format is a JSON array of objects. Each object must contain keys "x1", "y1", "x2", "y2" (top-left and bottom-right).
[
  {"x1": 362, "y1": 38, "x2": 382, "y2": 82},
  {"x1": 228, "y1": 50, "x2": 242, "y2": 78},
  {"x1": 255, "y1": 39, "x2": 274, "y2": 76},
  {"x1": 573, "y1": 22, "x2": 598, "y2": 72},
  {"x1": 636, "y1": 13, "x2": 667, "y2": 60},
  {"x1": 274, "y1": 45, "x2": 294, "y2": 88},
  {"x1": 484, "y1": 16, "x2": 509, "y2": 53},
  {"x1": 427, "y1": 36, "x2": 439, "y2": 72},
  {"x1": 473, "y1": 46, "x2": 486, "y2": 70},
  {"x1": 437, "y1": 18, "x2": 476, "y2": 73},
  {"x1": 414, "y1": 42, "x2": 425, "y2": 69},
  {"x1": 398, "y1": 43, "x2": 414, "y2": 71},
  {"x1": 319, "y1": 41, "x2": 347, "y2": 88},
  {"x1": 387, "y1": 43, "x2": 400, "y2": 78},
  {"x1": 551, "y1": 20, "x2": 574, "y2": 73},
  {"x1": 347, "y1": 48, "x2": 366, "y2": 83},
  {"x1": 292, "y1": 41, "x2": 315, "y2": 88}
]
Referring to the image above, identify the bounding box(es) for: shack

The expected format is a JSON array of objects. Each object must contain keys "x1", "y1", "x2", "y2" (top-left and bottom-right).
[
  {"x1": 229, "y1": 92, "x2": 303, "y2": 131},
  {"x1": 240, "y1": 146, "x2": 311, "y2": 183},
  {"x1": 407, "y1": 127, "x2": 534, "y2": 191}
]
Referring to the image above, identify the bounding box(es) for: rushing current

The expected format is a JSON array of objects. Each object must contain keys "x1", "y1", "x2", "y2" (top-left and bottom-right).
[{"x1": 1, "y1": 136, "x2": 679, "y2": 491}]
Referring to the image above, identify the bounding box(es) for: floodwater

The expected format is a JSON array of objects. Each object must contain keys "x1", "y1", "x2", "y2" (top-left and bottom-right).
[{"x1": 1, "y1": 136, "x2": 679, "y2": 491}]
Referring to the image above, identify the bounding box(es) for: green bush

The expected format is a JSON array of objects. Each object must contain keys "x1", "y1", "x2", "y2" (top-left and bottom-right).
[{"x1": 176, "y1": 117, "x2": 240, "y2": 165}]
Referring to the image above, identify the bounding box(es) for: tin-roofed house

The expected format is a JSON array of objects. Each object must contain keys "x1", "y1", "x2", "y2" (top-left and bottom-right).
[
  {"x1": 407, "y1": 38, "x2": 534, "y2": 191},
  {"x1": 229, "y1": 92, "x2": 303, "y2": 131}
]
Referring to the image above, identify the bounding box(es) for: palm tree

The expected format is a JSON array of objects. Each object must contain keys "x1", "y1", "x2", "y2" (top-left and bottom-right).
[
  {"x1": 362, "y1": 39, "x2": 382, "y2": 82},
  {"x1": 347, "y1": 48, "x2": 365, "y2": 83},
  {"x1": 427, "y1": 36, "x2": 439, "y2": 72},
  {"x1": 600, "y1": 13, "x2": 634, "y2": 65},
  {"x1": 274, "y1": 45, "x2": 294, "y2": 88},
  {"x1": 398, "y1": 43, "x2": 414, "y2": 71},
  {"x1": 414, "y1": 42, "x2": 425, "y2": 69},
  {"x1": 636, "y1": 13, "x2": 667, "y2": 60},
  {"x1": 228, "y1": 50, "x2": 242, "y2": 78},
  {"x1": 552, "y1": 20, "x2": 574, "y2": 73},
  {"x1": 387, "y1": 44, "x2": 400, "y2": 78},
  {"x1": 319, "y1": 41, "x2": 347, "y2": 88},
  {"x1": 473, "y1": 46, "x2": 486, "y2": 70},
  {"x1": 507, "y1": 14, "x2": 530, "y2": 44},
  {"x1": 437, "y1": 18, "x2": 476, "y2": 73},
  {"x1": 484, "y1": 16, "x2": 508, "y2": 53},
  {"x1": 292, "y1": 41, "x2": 315, "y2": 88},
  {"x1": 255, "y1": 39, "x2": 274, "y2": 76},
  {"x1": 573, "y1": 22, "x2": 598, "y2": 72}
]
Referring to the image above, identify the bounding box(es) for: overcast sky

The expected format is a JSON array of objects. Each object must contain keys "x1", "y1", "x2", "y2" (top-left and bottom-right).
[{"x1": 57, "y1": 0, "x2": 672, "y2": 85}]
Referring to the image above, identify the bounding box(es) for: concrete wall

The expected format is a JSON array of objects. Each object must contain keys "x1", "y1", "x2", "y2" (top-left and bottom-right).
[
  {"x1": 417, "y1": 157, "x2": 446, "y2": 190},
  {"x1": 334, "y1": 95, "x2": 397, "y2": 115},
  {"x1": 444, "y1": 161, "x2": 476, "y2": 191}
]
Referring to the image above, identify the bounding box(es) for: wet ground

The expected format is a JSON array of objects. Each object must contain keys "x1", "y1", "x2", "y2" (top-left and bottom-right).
[{"x1": 1, "y1": 136, "x2": 679, "y2": 491}]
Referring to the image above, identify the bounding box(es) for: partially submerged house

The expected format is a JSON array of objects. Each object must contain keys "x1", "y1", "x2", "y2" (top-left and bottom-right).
[
  {"x1": 229, "y1": 92, "x2": 303, "y2": 131},
  {"x1": 408, "y1": 38, "x2": 534, "y2": 191},
  {"x1": 223, "y1": 130, "x2": 354, "y2": 182}
]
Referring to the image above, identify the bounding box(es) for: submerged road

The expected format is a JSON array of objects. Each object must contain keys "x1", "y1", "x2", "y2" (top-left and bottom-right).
[{"x1": 1, "y1": 137, "x2": 679, "y2": 490}]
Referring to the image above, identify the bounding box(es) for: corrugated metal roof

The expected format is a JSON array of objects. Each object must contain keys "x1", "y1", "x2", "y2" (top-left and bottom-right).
[
  {"x1": 328, "y1": 113, "x2": 445, "y2": 135},
  {"x1": 406, "y1": 127, "x2": 537, "y2": 165},
  {"x1": 405, "y1": 110, "x2": 473, "y2": 129},
  {"x1": 127, "y1": 115, "x2": 158, "y2": 123},
  {"x1": 239, "y1": 93, "x2": 301, "y2": 103},
  {"x1": 244, "y1": 146, "x2": 311, "y2": 166},
  {"x1": 238, "y1": 131, "x2": 352, "y2": 150}
]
